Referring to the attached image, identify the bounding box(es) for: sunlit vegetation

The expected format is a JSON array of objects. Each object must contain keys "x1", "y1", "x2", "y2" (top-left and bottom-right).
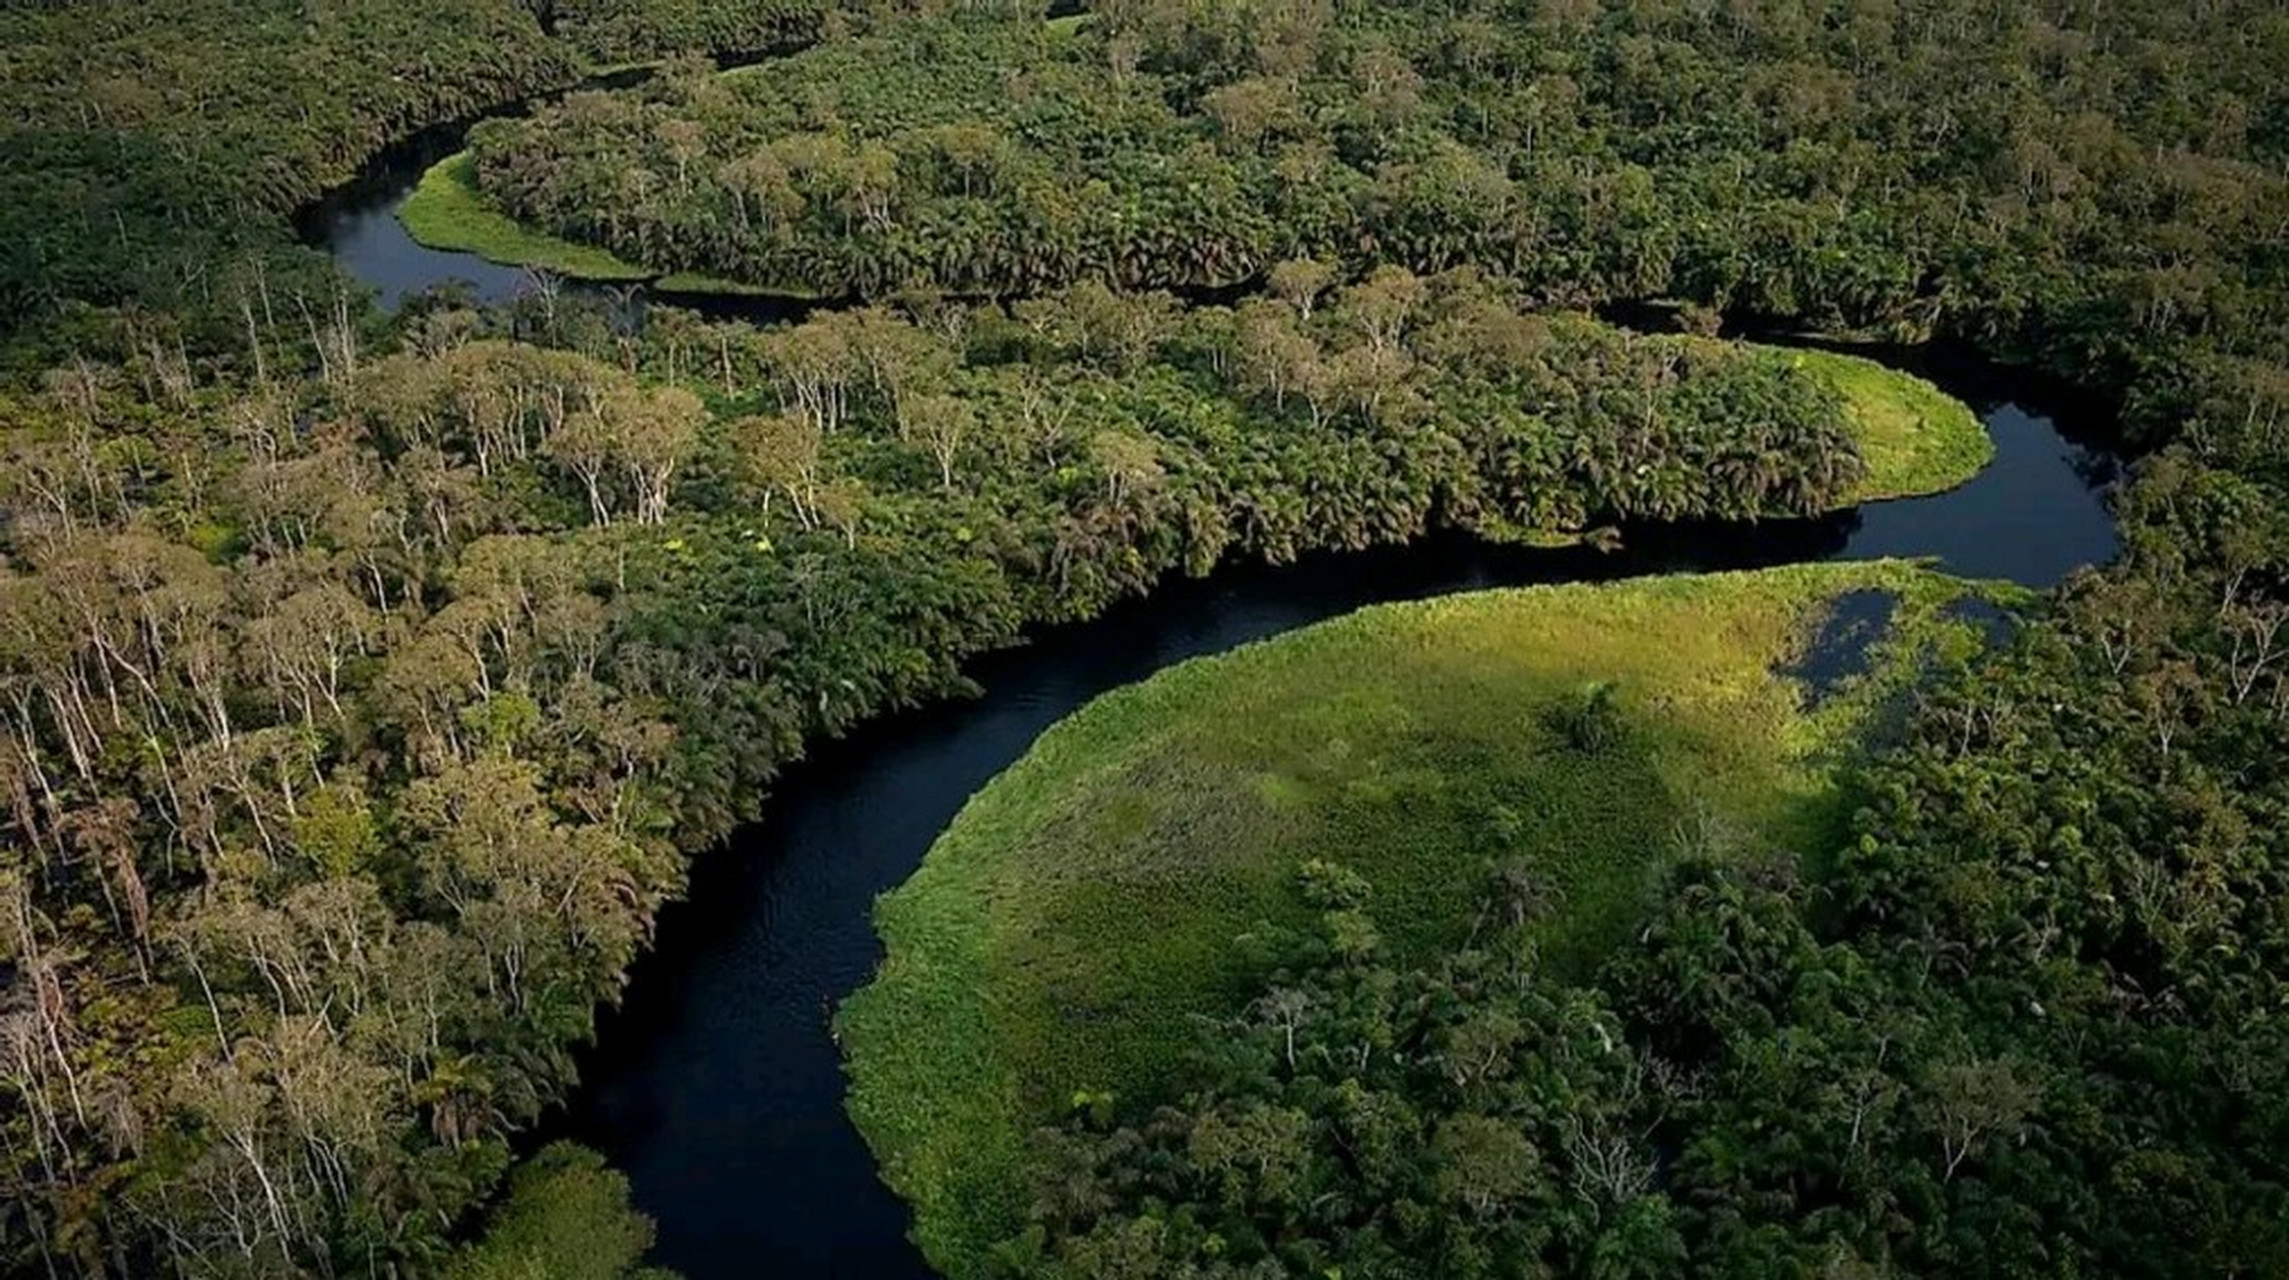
[
  {"x1": 0, "y1": 269, "x2": 1956, "y2": 1274},
  {"x1": 1793, "y1": 349, "x2": 1993, "y2": 502},
  {"x1": 839, "y1": 563, "x2": 2005, "y2": 1275},
  {"x1": 401, "y1": 152, "x2": 653, "y2": 281}
]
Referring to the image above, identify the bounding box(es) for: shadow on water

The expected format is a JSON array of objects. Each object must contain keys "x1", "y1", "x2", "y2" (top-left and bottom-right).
[
  {"x1": 1787, "y1": 589, "x2": 1899, "y2": 710},
  {"x1": 304, "y1": 114, "x2": 2124, "y2": 1280}
]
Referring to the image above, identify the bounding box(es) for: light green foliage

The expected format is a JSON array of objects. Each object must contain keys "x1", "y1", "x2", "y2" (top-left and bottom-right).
[
  {"x1": 401, "y1": 152, "x2": 654, "y2": 281},
  {"x1": 1794, "y1": 349, "x2": 1995, "y2": 501},
  {"x1": 840, "y1": 562, "x2": 2006, "y2": 1275}
]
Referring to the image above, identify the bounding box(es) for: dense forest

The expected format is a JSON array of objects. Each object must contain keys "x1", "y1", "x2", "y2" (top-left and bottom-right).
[
  {"x1": 0, "y1": 258, "x2": 1897, "y2": 1273},
  {"x1": 0, "y1": 0, "x2": 868, "y2": 331},
  {"x1": 464, "y1": 2, "x2": 2287, "y2": 369},
  {"x1": 0, "y1": 0, "x2": 2285, "y2": 1276}
]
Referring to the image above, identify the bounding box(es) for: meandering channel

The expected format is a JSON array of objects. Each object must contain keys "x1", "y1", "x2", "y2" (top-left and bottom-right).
[{"x1": 307, "y1": 144, "x2": 2122, "y2": 1278}]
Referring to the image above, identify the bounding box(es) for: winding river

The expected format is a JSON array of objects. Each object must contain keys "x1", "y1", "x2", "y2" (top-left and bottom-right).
[{"x1": 305, "y1": 148, "x2": 2122, "y2": 1277}]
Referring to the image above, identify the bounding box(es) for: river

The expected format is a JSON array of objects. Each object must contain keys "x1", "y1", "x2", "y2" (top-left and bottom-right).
[{"x1": 304, "y1": 149, "x2": 2121, "y2": 1278}]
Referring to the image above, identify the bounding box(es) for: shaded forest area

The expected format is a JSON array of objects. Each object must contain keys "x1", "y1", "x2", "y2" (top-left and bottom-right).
[
  {"x1": 0, "y1": 0, "x2": 858, "y2": 333},
  {"x1": 0, "y1": 0, "x2": 2285, "y2": 1277},
  {"x1": 467, "y1": 2, "x2": 2287, "y2": 380}
]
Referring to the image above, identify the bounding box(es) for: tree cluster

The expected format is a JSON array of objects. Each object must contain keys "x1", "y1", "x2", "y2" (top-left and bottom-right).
[
  {"x1": 468, "y1": 0, "x2": 2286, "y2": 387},
  {"x1": 0, "y1": 271, "x2": 1870, "y2": 1274},
  {"x1": 1023, "y1": 646, "x2": 2289, "y2": 1279}
]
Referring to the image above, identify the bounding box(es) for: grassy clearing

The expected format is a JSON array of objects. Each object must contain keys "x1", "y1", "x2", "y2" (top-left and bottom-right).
[
  {"x1": 397, "y1": 151, "x2": 653, "y2": 281},
  {"x1": 1792, "y1": 347, "x2": 1995, "y2": 502},
  {"x1": 840, "y1": 561, "x2": 2012, "y2": 1277}
]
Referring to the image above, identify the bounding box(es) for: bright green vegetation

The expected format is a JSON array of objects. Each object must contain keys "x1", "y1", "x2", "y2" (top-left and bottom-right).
[
  {"x1": 1797, "y1": 349, "x2": 1994, "y2": 501},
  {"x1": 400, "y1": 152, "x2": 653, "y2": 281},
  {"x1": 841, "y1": 562, "x2": 2008, "y2": 1275}
]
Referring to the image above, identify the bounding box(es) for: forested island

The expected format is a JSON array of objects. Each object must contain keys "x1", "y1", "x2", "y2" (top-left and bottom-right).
[{"x1": 0, "y1": 1, "x2": 2284, "y2": 1278}]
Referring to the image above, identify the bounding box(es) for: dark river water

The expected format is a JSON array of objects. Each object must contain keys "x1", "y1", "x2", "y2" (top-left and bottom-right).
[{"x1": 306, "y1": 151, "x2": 2122, "y2": 1277}]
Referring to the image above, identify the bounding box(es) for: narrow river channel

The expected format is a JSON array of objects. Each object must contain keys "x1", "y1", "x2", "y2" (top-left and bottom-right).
[{"x1": 306, "y1": 151, "x2": 2122, "y2": 1277}]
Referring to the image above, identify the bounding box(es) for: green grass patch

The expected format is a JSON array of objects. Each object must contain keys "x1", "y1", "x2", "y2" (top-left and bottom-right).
[
  {"x1": 1793, "y1": 347, "x2": 1995, "y2": 502},
  {"x1": 398, "y1": 151, "x2": 653, "y2": 281},
  {"x1": 840, "y1": 561, "x2": 2009, "y2": 1277}
]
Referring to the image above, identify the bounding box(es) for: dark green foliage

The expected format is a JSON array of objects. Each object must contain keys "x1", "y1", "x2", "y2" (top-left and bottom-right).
[
  {"x1": 468, "y1": 2, "x2": 2287, "y2": 388},
  {"x1": 1029, "y1": 762, "x2": 2289, "y2": 1277},
  {"x1": 554, "y1": 0, "x2": 831, "y2": 63},
  {"x1": 1553, "y1": 681, "x2": 1624, "y2": 754},
  {"x1": 0, "y1": 0, "x2": 577, "y2": 324},
  {"x1": 1006, "y1": 865, "x2": 1694, "y2": 1279},
  {"x1": 0, "y1": 0, "x2": 874, "y2": 331}
]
